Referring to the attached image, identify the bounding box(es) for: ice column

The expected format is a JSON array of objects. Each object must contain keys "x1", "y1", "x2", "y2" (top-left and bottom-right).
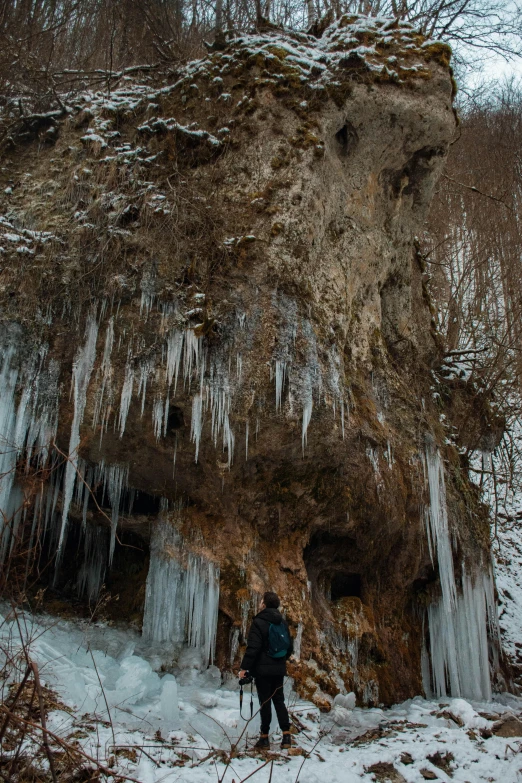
[
  {"x1": 424, "y1": 448, "x2": 457, "y2": 612},
  {"x1": 143, "y1": 520, "x2": 220, "y2": 666},
  {"x1": 185, "y1": 553, "x2": 220, "y2": 665},
  {"x1": 143, "y1": 522, "x2": 185, "y2": 644},
  {"x1": 426, "y1": 568, "x2": 495, "y2": 700},
  {"x1": 423, "y1": 446, "x2": 496, "y2": 700}
]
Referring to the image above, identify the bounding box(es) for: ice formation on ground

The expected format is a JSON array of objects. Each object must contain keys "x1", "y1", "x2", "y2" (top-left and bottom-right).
[{"x1": 1, "y1": 608, "x2": 521, "y2": 783}]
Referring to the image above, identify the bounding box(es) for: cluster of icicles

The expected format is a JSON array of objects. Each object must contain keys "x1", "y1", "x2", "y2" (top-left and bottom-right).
[
  {"x1": 0, "y1": 312, "x2": 501, "y2": 688},
  {"x1": 421, "y1": 446, "x2": 501, "y2": 701},
  {"x1": 323, "y1": 446, "x2": 501, "y2": 703},
  {"x1": 0, "y1": 291, "x2": 348, "y2": 563},
  {"x1": 143, "y1": 519, "x2": 220, "y2": 666},
  {"x1": 0, "y1": 295, "x2": 345, "y2": 666}
]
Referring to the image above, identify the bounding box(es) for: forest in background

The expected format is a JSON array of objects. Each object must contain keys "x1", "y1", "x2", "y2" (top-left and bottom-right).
[{"x1": 1, "y1": 0, "x2": 522, "y2": 528}]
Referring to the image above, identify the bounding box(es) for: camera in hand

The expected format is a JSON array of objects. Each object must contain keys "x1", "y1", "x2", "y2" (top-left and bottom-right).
[{"x1": 239, "y1": 672, "x2": 253, "y2": 686}]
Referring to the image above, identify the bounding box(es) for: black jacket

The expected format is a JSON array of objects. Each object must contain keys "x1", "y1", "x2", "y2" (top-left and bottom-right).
[{"x1": 240, "y1": 608, "x2": 294, "y2": 678}]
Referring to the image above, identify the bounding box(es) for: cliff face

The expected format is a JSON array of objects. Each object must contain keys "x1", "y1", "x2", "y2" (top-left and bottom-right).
[{"x1": 0, "y1": 17, "x2": 499, "y2": 706}]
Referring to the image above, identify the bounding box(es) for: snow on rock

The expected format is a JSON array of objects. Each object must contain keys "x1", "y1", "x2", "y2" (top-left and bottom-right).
[{"x1": 446, "y1": 698, "x2": 492, "y2": 730}]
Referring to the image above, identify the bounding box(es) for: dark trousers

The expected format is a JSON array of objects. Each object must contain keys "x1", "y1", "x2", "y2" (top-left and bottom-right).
[{"x1": 255, "y1": 676, "x2": 290, "y2": 734}]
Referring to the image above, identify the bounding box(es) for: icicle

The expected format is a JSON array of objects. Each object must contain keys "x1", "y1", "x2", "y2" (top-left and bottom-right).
[
  {"x1": 223, "y1": 411, "x2": 234, "y2": 468},
  {"x1": 0, "y1": 342, "x2": 21, "y2": 558},
  {"x1": 92, "y1": 316, "x2": 114, "y2": 435},
  {"x1": 166, "y1": 330, "x2": 184, "y2": 393},
  {"x1": 0, "y1": 486, "x2": 23, "y2": 567},
  {"x1": 25, "y1": 357, "x2": 60, "y2": 468},
  {"x1": 92, "y1": 461, "x2": 129, "y2": 564},
  {"x1": 191, "y1": 393, "x2": 203, "y2": 463},
  {"x1": 184, "y1": 330, "x2": 200, "y2": 387},
  {"x1": 302, "y1": 397, "x2": 313, "y2": 454},
  {"x1": 386, "y1": 441, "x2": 393, "y2": 468},
  {"x1": 153, "y1": 397, "x2": 163, "y2": 440},
  {"x1": 73, "y1": 459, "x2": 87, "y2": 509},
  {"x1": 48, "y1": 466, "x2": 62, "y2": 542},
  {"x1": 56, "y1": 316, "x2": 99, "y2": 562},
  {"x1": 118, "y1": 360, "x2": 134, "y2": 437},
  {"x1": 107, "y1": 463, "x2": 129, "y2": 563},
  {"x1": 185, "y1": 553, "x2": 220, "y2": 665},
  {"x1": 275, "y1": 360, "x2": 286, "y2": 412},
  {"x1": 163, "y1": 394, "x2": 170, "y2": 438},
  {"x1": 245, "y1": 420, "x2": 249, "y2": 461},
  {"x1": 138, "y1": 361, "x2": 151, "y2": 417}
]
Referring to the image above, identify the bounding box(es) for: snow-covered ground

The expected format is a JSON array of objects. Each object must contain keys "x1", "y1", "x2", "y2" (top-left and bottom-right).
[{"x1": 2, "y1": 609, "x2": 522, "y2": 783}]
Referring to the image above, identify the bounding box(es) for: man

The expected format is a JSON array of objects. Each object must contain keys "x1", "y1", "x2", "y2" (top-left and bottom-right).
[{"x1": 239, "y1": 591, "x2": 294, "y2": 750}]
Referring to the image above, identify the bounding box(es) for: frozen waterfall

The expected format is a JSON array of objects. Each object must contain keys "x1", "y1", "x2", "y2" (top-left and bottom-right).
[
  {"x1": 422, "y1": 446, "x2": 499, "y2": 700},
  {"x1": 142, "y1": 520, "x2": 220, "y2": 667}
]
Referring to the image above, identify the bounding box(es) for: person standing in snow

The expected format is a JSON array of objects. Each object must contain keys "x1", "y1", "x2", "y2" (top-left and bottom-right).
[{"x1": 239, "y1": 591, "x2": 294, "y2": 750}]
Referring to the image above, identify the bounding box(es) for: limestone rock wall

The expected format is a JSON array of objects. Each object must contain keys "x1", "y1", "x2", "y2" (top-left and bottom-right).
[{"x1": 0, "y1": 16, "x2": 500, "y2": 706}]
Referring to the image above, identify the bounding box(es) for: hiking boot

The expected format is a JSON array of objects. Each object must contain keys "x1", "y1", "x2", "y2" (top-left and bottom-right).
[
  {"x1": 281, "y1": 731, "x2": 293, "y2": 749},
  {"x1": 254, "y1": 734, "x2": 270, "y2": 750}
]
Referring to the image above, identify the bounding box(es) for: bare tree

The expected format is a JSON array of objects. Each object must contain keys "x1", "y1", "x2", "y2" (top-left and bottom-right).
[{"x1": 425, "y1": 81, "x2": 522, "y2": 523}]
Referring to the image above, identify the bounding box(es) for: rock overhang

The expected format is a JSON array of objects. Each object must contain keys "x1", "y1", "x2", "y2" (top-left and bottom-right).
[{"x1": 0, "y1": 15, "x2": 499, "y2": 710}]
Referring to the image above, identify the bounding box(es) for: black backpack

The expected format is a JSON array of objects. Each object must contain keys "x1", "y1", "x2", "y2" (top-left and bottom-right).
[{"x1": 267, "y1": 622, "x2": 291, "y2": 658}]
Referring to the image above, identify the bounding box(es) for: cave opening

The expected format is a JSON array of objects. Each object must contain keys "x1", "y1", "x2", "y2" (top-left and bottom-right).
[
  {"x1": 130, "y1": 490, "x2": 161, "y2": 516},
  {"x1": 335, "y1": 121, "x2": 358, "y2": 156},
  {"x1": 167, "y1": 405, "x2": 184, "y2": 431},
  {"x1": 330, "y1": 572, "x2": 362, "y2": 601},
  {"x1": 304, "y1": 531, "x2": 364, "y2": 602}
]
